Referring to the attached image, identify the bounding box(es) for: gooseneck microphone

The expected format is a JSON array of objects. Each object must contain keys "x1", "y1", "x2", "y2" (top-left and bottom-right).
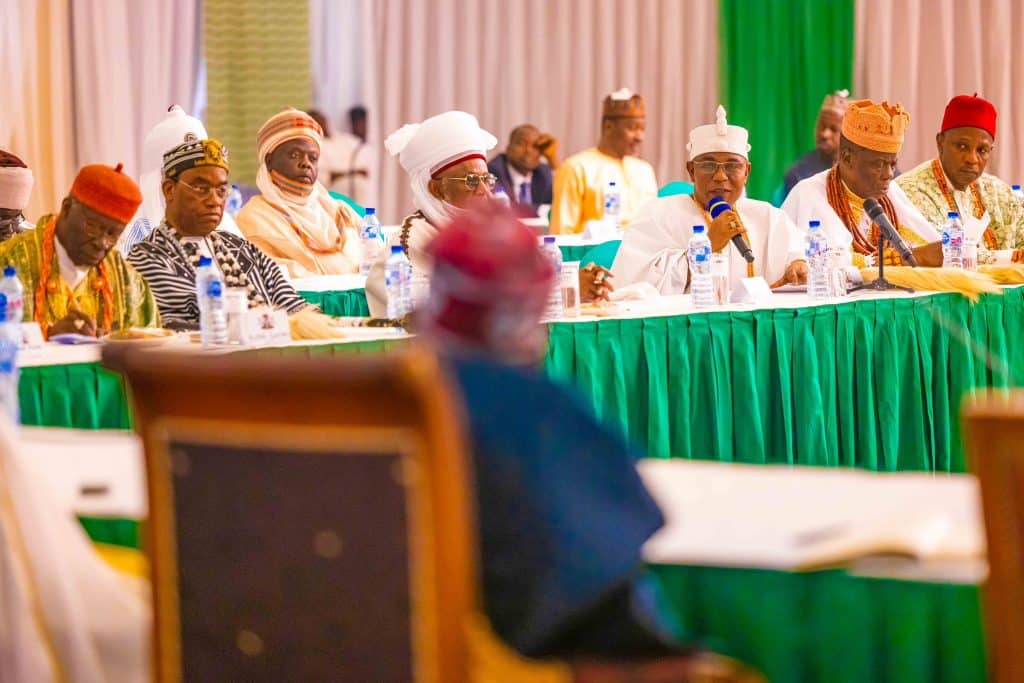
[
  {"x1": 862, "y1": 198, "x2": 917, "y2": 267},
  {"x1": 707, "y1": 197, "x2": 755, "y2": 264}
]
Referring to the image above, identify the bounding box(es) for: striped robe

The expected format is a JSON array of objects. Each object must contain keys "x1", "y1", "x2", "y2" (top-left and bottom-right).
[{"x1": 126, "y1": 222, "x2": 309, "y2": 328}]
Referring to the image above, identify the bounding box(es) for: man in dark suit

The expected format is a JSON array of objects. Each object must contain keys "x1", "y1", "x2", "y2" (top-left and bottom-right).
[{"x1": 488, "y1": 124, "x2": 557, "y2": 217}]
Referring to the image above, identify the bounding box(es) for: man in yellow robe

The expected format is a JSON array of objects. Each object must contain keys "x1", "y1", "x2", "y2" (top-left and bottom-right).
[
  {"x1": 550, "y1": 89, "x2": 658, "y2": 234},
  {"x1": 0, "y1": 163, "x2": 159, "y2": 337}
]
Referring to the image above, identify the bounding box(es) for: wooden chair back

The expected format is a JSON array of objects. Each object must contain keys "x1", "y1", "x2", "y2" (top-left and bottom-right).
[
  {"x1": 963, "y1": 390, "x2": 1024, "y2": 683},
  {"x1": 105, "y1": 344, "x2": 476, "y2": 683}
]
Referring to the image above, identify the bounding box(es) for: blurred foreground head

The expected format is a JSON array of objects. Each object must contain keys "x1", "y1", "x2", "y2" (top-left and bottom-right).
[{"x1": 422, "y1": 202, "x2": 554, "y2": 364}]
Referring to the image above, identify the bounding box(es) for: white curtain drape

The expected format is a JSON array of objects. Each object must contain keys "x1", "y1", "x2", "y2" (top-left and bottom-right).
[
  {"x1": 0, "y1": 0, "x2": 75, "y2": 221},
  {"x1": 309, "y1": 0, "x2": 366, "y2": 131},
  {"x1": 70, "y1": 0, "x2": 202, "y2": 179},
  {"x1": 363, "y1": 0, "x2": 718, "y2": 222},
  {"x1": 855, "y1": 0, "x2": 1024, "y2": 184}
]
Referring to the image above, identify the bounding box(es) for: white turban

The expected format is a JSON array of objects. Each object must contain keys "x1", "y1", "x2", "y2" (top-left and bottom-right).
[
  {"x1": 384, "y1": 111, "x2": 497, "y2": 225},
  {"x1": 687, "y1": 105, "x2": 751, "y2": 161},
  {"x1": 134, "y1": 105, "x2": 208, "y2": 228},
  {"x1": 0, "y1": 167, "x2": 33, "y2": 211}
]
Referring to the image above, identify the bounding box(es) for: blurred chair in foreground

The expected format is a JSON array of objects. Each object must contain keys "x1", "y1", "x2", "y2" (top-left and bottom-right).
[
  {"x1": 107, "y1": 345, "x2": 478, "y2": 682},
  {"x1": 963, "y1": 391, "x2": 1024, "y2": 683}
]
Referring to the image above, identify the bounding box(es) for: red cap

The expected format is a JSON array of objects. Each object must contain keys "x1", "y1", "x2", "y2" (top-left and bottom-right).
[
  {"x1": 941, "y1": 94, "x2": 997, "y2": 138},
  {"x1": 423, "y1": 201, "x2": 554, "y2": 360},
  {"x1": 69, "y1": 163, "x2": 142, "y2": 224}
]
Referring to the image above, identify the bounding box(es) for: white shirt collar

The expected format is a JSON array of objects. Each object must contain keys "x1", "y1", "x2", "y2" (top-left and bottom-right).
[
  {"x1": 506, "y1": 160, "x2": 532, "y2": 190},
  {"x1": 54, "y1": 234, "x2": 91, "y2": 289}
]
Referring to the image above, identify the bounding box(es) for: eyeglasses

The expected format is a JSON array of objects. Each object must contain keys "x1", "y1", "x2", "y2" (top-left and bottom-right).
[
  {"x1": 442, "y1": 173, "x2": 498, "y2": 191},
  {"x1": 179, "y1": 180, "x2": 231, "y2": 200},
  {"x1": 693, "y1": 160, "x2": 747, "y2": 177}
]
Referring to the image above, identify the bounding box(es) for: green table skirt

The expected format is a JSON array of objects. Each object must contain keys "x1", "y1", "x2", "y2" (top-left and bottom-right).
[
  {"x1": 73, "y1": 513, "x2": 987, "y2": 683},
  {"x1": 545, "y1": 288, "x2": 1024, "y2": 472},
  {"x1": 651, "y1": 564, "x2": 985, "y2": 683},
  {"x1": 20, "y1": 362, "x2": 132, "y2": 430},
  {"x1": 299, "y1": 289, "x2": 370, "y2": 317},
  {"x1": 22, "y1": 289, "x2": 1024, "y2": 472}
]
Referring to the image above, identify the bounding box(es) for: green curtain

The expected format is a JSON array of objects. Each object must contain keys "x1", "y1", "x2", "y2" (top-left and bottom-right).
[
  {"x1": 205, "y1": 0, "x2": 312, "y2": 183},
  {"x1": 719, "y1": 0, "x2": 854, "y2": 201}
]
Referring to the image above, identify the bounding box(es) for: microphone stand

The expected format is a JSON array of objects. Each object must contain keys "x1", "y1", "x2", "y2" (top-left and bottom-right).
[{"x1": 848, "y1": 227, "x2": 914, "y2": 294}]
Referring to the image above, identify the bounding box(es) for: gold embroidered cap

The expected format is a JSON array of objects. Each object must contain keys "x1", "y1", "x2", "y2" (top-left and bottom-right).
[
  {"x1": 841, "y1": 99, "x2": 910, "y2": 154},
  {"x1": 602, "y1": 88, "x2": 646, "y2": 119},
  {"x1": 821, "y1": 89, "x2": 850, "y2": 114},
  {"x1": 162, "y1": 138, "x2": 230, "y2": 180}
]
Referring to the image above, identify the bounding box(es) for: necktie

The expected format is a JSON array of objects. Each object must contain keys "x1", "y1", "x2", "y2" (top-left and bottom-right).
[{"x1": 519, "y1": 181, "x2": 531, "y2": 206}]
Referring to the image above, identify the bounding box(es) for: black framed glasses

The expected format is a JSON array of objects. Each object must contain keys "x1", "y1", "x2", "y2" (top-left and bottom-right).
[
  {"x1": 179, "y1": 179, "x2": 231, "y2": 200},
  {"x1": 443, "y1": 173, "x2": 498, "y2": 191},
  {"x1": 693, "y1": 160, "x2": 747, "y2": 177}
]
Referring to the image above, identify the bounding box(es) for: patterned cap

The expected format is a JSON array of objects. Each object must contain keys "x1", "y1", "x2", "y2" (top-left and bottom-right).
[
  {"x1": 256, "y1": 108, "x2": 323, "y2": 162},
  {"x1": 162, "y1": 138, "x2": 230, "y2": 180},
  {"x1": 603, "y1": 89, "x2": 646, "y2": 119},
  {"x1": 841, "y1": 99, "x2": 910, "y2": 154}
]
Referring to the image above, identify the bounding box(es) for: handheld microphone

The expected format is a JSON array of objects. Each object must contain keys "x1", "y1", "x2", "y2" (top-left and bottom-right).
[
  {"x1": 862, "y1": 198, "x2": 917, "y2": 266},
  {"x1": 707, "y1": 197, "x2": 755, "y2": 264}
]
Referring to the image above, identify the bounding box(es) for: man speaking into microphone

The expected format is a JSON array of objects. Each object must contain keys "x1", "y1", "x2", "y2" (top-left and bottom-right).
[{"x1": 613, "y1": 105, "x2": 807, "y2": 293}]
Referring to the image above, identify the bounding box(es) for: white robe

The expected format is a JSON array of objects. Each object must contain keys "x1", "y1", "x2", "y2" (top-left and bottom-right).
[
  {"x1": 781, "y1": 169, "x2": 940, "y2": 252},
  {"x1": 366, "y1": 213, "x2": 438, "y2": 318},
  {"x1": 612, "y1": 194, "x2": 805, "y2": 293},
  {"x1": 0, "y1": 418, "x2": 149, "y2": 683}
]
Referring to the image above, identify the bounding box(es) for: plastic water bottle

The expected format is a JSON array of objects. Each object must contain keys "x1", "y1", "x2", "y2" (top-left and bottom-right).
[
  {"x1": 1013, "y1": 185, "x2": 1024, "y2": 207},
  {"x1": 0, "y1": 266, "x2": 24, "y2": 323},
  {"x1": 688, "y1": 225, "x2": 714, "y2": 308},
  {"x1": 359, "y1": 208, "x2": 383, "y2": 276},
  {"x1": 225, "y1": 184, "x2": 244, "y2": 217},
  {"x1": 196, "y1": 256, "x2": 228, "y2": 347},
  {"x1": 805, "y1": 220, "x2": 830, "y2": 300},
  {"x1": 494, "y1": 185, "x2": 511, "y2": 209},
  {"x1": 604, "y1": 181, "x2": 622, "y2": 231},
  {"x1": 0, "y1": 294, "x2": 19, "y2": 424},
  {"x1": 385, "y1": 245, "x2": 412, "y2": 319},
  {"x1": 541, "y1": 236, "x2": 564, "y2": 320},
  {"x1": 941, "y1": 211, "x2": 965, "y2": 269}
]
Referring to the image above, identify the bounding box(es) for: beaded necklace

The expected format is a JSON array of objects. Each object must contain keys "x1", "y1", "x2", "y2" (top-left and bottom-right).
[
  {"x1": 930, "y1": 158, "x2": 997, "y2": 250},
  {"x1": 161, "y1": 222, "x2": 265, "y2": 307},
  {"x1": 35, "y1": 214, "x2": 114, "y2": 334},
  {"x1": 825, "y1": 167, "x2": 900, "y2": 256}
]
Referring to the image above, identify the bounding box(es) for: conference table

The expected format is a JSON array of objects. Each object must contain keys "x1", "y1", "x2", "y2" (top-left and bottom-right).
[
  {"x1": 33, "y1": 428, "x2": 987, "y2": 683},
  {"x1": 291, "y1": 235, "x2": 618, "y2": 317},
  {"x1": 22, "y1": 285, "x2": 1024, "y2": 473}
]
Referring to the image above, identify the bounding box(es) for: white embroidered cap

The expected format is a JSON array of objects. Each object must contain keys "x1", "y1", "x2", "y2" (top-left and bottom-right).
[{"x1": 686, "y1": 105, "x2": 751, "y2": 161}]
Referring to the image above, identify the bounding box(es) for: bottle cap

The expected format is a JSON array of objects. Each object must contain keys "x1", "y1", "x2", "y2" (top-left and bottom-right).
[
  {"x1": 543, "y1": 236, "x2": 556, "y2": 244},
  {"x1": 199, "y1": 256, "x2": 213, "y2": 267},
  {"x1": 391, "y1": 245, "x2": 403, "y2": 255},
  {"x1": 947, "y1": 211, "x2": 959, "y2": 218},
  {"x1": 1014, "y1": 185, "x2": 1021, "y2": 191},
  {"x1": 609, "y1": 181, "x2": 617, "y2": 187},
  {"x1": 231, "y1": 184, "x2": 239, "y2": 191},
  {"x1": 693, "y1": 224, "x2": 705, "y2": 233},
  {"x1": 809, "y1": 220, "x2": 821, "y2": 228},
  {"x1": 365, "y1": 207, "x2": 375, "y2": 215},
  {"x1": 3, "y1": 266, "x2": 14, "y2": 277}
]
